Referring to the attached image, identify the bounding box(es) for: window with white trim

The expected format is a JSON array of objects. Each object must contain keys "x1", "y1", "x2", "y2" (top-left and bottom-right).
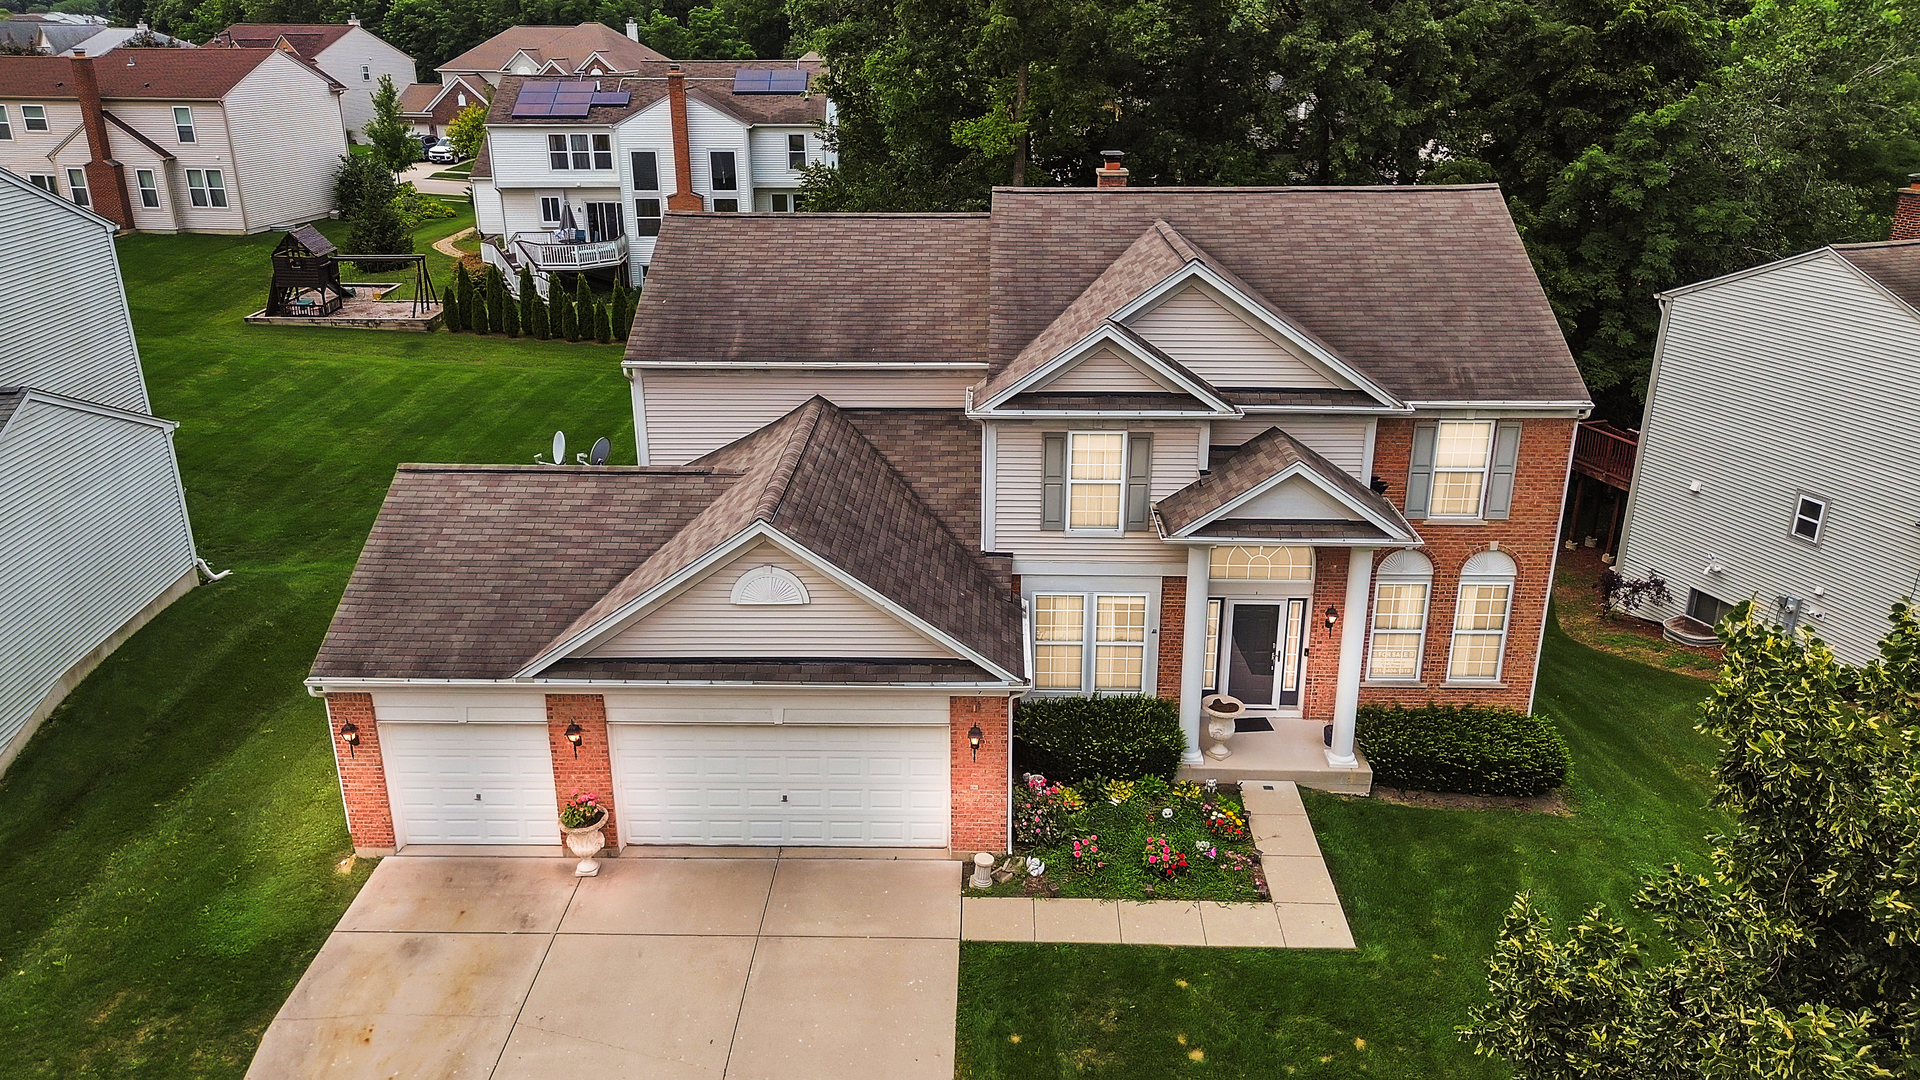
[
  {"x1": 769, "y1": 192, "x2": 794, "y2": 212},
  {"x1": 22, "y1": 104, "x2": 47, "y2": 132},
  {"x1": 1367, "y1": 550, "x2": 1432, "y2": 681},
  {"x1": 548, "y1": 133, "x2": 570, "y2": 170},
  {"x1": 1068, "y1": 431, "x2": 1125, "y2": 531},
  {"x1": 66, "y1": 168, "x2": 88, "y2": 208},
  {"x1": 630, "y1": 150, "x2": 658, "y2": 191},
  {"x1": 1431, "y1": 421, "x2": 1493, "y2": 516},
  {"x1": 1792, "y1": 495, "x2": 1826, "y2": 543},
  {"x1": 1447, "y1": 551, "x2": 1516, "y2": 682},
  {"x1": 787, "y1": 132, "x2": 807, "y2": 170},
  {"x1": 27, "y1": 173, "x2": 56, "y2": 194},
  {"x1": 713, "y1": 198, "x2": 739, "y2": 212},
  {"x1": 710, "y1": 150, "x2": 737, "y2": 191},
  {"x1": 540, "y1": 195, "x2": 562, "y2": 224},
  {"x1": 635, "y1": 197, "x2": 662, "y2": 236},
  {"x1": 1033, "y1": 593, "x2": 1149, "y2": 692},
  {"x1": 570, "y1": 133, "x2": 592, "y2": 170},
  {"x1": 173, "y1": 106, "x2": 195, "y2": 143},
  {"x1": 186, "y1": 169, "x2": 227, "y2": 208},
  {"x1": 1208, "y1": 545, "x2": 1312, "y2": 580},
  {"x1": 591, "y1": 133, "x2": 613, "y2": 170},
  {"x1": 0, "y1": 106, "x2": 11, "y2": 140},
  {"x1": 136, "y1": 168, "x2": 158, "y2": 208}
]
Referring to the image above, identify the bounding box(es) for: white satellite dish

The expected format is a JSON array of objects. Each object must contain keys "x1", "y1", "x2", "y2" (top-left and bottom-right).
[
  {"x1": 551, "y1": 430, "x2": 566, "y2": 466},
  {"x1": 589, "y1": 437, "x2": 611, "y2": 466}
]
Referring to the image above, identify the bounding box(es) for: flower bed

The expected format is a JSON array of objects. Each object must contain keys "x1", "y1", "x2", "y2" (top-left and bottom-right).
[{"x1": 978, "y1": 775, "x2": 1265, "y2": 902}]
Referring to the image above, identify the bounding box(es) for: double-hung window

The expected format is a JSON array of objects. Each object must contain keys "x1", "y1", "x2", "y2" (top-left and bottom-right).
[
  {"x1": 22, "y1": 104, "x2": 47, "y2": 132},
  {"x1": 548, "y1": 134, "x2": 570, "y2": 170},
  {"x1": 1791, "y1": 495, "x2": 1826, "y2": 543},
  {"x1": 185, "y1": 169, "x2": 227, "y2": 208},
  {"x1": 173, "y1": 106, "x2": 195, "y2": 143},
  {"x1": 709, "y1": 151, "x2": 737, "y2": 191},
  {"x1": 540, "y1": 195, "x2": 562, "y2": 224},
  {"x1": 136, "y1": 169, "x2": 159, "y2": 208},
  {"x1": 1366, "y1": 550, "x2": 1433, "y2": 681},
  {"x1": 1406, "y1": 420, "x2": 1521, "y2": 520},
  {"x1": 787, "y1": 132, "x2": 807, "y2": 170},
  {"x1": 569, "y1": 133, "x2": 592, "y2": 170},
  {"x1": 27, "y1": 174, "x2": 56, "y2": 194},
  {"x1": 361, "y1": 64, "x2": 371, "y2": 82},
  {"x1": 634, "y1": 198, "x2": 662, "y2": 236},
  {"x1": 0, "y1": 106, "x2": 11, "y2": 140},
  {"x1": 1041, "y1": 430, "x2": 1154, "y2": 533},
  {"x1": 66, "y1": 169, "x2": 89, "y2": 208},
  {"x1": 1447, "y1": 551, "x2": 1516, "y2": 682},
  {"x1": 1033, "y1": 593, "x2": 1148, "y2": 692},
  {"x1": 591, "y1": 133, "x2": 613, "y2": 170}
]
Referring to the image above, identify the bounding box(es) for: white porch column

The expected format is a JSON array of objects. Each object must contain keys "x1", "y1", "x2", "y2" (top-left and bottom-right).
[
  {"x1": 1327, "y1": 546, "x2": 1376, "y2": 769},
  {"x1": 1177, "y1": 544, "x2": 1210, "y2": 765}
]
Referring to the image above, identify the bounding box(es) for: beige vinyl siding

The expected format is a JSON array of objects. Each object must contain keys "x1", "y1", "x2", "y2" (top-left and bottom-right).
[
  {"x1": 0, "y1": 180, "x2": 148, "y2": 412},
  {"x1": 86, "y1": 100, "x2": 245, "y2": 232},
  {"x1": 316, "y1": 28, "x2": 419, "y2": 138},
  {"x1": 225, "y1": 53, "x2": 351, "y2": 231},
  {"x1": 1128, "y1": 283, "x2": 1342, "y2": 389},
  {"x1": 1211, "y1": 416, "x2": 1370, "y2": 479},
  {"x1": 639, "y1": 370, "x2": 975, "y2": 465},
  {"x1": 1617, "y1": 251, "x2": 1920, "y2": 664},
  {"x1": 747, "y1": 125, "x2": 820, "y2": 187},
  {"x1": 992, "y1": 420, "x2": 1203, "y2": 559},
  {"x1": 1232, "y1": 476, "x2": 1357, "y2": 520},
  {"x1": 586, "y1": 540, "x2": 956, "y2": 659},
  {"x1": 686, "y1": 98, "x2": 749, "y2": 207},
  {"x1": 1034, "y1": 347, "x2": 1178, "y2": 395},
  {"x1": 0, "y1": 98, "x2": 86, "y2": 182},
  {"x1": 0, "y1": 398, "x2": 195, "y2": 758}
]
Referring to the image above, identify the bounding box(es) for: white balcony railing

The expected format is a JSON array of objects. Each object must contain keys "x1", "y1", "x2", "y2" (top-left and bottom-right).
[{"x1": 510, "y1": 232, "x2": 629, "y2": 270}]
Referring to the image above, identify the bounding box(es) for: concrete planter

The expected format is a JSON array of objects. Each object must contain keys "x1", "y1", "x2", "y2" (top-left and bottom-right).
[{"x1": 562, "y1": 810, "x2": 608, "y2": 877}]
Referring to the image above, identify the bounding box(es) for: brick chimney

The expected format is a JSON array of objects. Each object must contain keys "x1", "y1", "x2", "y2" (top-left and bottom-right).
[
  {"x1": 1096, "y1": 149, "x2": 1129, "y2": 188},
  {"x1": 1894, "y1": 173, "x2": 1920, "y2": 241},
  {"x1": 69, "y1": 51, "x2": 133, "y2": 229},
  {"x1": 665, "y1": 65, "x2": 703, "y2": 212}
]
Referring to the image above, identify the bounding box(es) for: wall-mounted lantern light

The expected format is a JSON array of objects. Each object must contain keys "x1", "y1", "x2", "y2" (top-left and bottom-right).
[
  {"x1": 967, "y1": 723, "x2": 984, "y2": 762},
  {"x1": 338, "y1": 720, "x2": 359, "y2": 758},
  {"x1": 564, "y1": 722, "x2": 583, "y2": 757},
  {"x1": 1324, "y1": 605, "x2": 1339, "y2": 631}
]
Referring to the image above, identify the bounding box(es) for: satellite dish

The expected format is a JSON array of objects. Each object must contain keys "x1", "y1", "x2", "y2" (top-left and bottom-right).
[
  {"x1": 589, "y1": 437, "x2": 611, "y2": 466},
  {"x1": 551, "y1": 430, "x2": 566, "y2": 466}
]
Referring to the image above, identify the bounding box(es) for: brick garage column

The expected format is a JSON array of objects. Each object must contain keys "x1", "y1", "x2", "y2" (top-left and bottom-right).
[
  {"x1": 326, "y1": 693, "x2": 395, "y2": 854},
  {"x1": 950, "y1": 695, "x2": 1010, "y2": 853},
  {"x1": 546, "y1": 695, "x2": 618, "y2": 849},
  {"x1": 1305, "y1": 550, "x2": 1349, "y2": 719},
  {"x1": 1157, "y1": 576, "x2": 1185, "y2": 697}
]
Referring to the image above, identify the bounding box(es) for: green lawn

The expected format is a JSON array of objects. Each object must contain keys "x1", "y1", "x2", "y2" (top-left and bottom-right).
[
  {"x1": 955, "y1": 620, "x2": 1724, "y2": 1079},
  {"x1": 0, "y1": 224, "x2": 628, "y2": 1077}
]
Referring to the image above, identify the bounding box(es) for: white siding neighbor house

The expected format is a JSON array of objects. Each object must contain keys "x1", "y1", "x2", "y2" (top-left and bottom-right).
[
  {"x1": 468, "y1": 55, "x2": 830, "y2": 288},
  {"x1": 205, "y1": 20, "x2": 416, "y2": 140},
  {"x1": 1614, "y1": 234, "x2": 1920, "y2": 664},
  {"x1": 436, "y1": 21, "x2": 668, "y2": 87},
  {"x1": 0, "y1": 49, "x2": 349, "y2": 234},
  {"x1": 0, "y1": 169, "x2": 200, "y2": 775}
]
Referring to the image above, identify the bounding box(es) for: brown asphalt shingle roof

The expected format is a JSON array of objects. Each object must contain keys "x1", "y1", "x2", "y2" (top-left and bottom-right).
[
  {"x1": 1156, "y1": 424, "x2": 1414, "y2": 539},
  {"x1": 540, "y1": 659, "x2": 1000, "y2": 683},
  {"x1": 438, "y1": 23, "x2": 668, "y2": 74},
  {"x1": 625, "y1": 213, "x2": 991, "y2": 367},
  {"x1": 484, "y1": 63, "x2": 823, "y2": 129},
  {"x1": 0, "y1": 49, "x2": 282, "y2": 99},
  {"x1": 1834, "y1": 240, "x2": 1920, "y2": 313},
  {"x1": 207, "y1": 23, "x2": 353, "y2": 55}
]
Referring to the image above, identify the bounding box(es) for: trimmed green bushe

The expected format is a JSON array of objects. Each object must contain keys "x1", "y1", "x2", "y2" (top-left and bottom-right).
[
  {"x1": 1013, "y1": 695, "x2": 1184, "y2": 784},
  {"x1": 1356, "y1": 703, "x2": 1570, "y2": 797}
]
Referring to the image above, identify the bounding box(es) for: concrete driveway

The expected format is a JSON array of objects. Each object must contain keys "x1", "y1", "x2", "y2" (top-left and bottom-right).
[
  {"x1": 397, "y1": 159, "x2": 473, "y2": 198},
  {"x1": 247, "y1": 853, "x2": 961, "y2": 1079}
]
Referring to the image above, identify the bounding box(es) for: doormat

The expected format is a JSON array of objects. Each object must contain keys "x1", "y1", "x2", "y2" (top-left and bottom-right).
[{"x1": 1234, "y1": 717, "x2": 1274, "y2": 733}]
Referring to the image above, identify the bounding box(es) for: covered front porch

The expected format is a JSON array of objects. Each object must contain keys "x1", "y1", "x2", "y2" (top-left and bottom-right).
[{"x1": 1177, "y1": 716, "x2": 1373, "y2": 795}]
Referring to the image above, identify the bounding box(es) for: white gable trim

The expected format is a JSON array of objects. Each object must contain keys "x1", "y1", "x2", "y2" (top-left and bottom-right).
[
  {"x1": 0, "y1": 167, "x2": 116, "y2": 230},
  {"x1": 1114, "y1": 264, "x2": 1403, "y2": 409},
  {"x1": 516, "y1": 520, "x2": 1024, "y2": 683},
  {"x1": 1166, "y1": 462, "x2": 1415, "y2": 542},
  {"x1": 0, "y1": 388, "x2": 179, "y2": 440},
  {"x1": 971, "y1": 323, "x2": 1239, "y2": 417}
]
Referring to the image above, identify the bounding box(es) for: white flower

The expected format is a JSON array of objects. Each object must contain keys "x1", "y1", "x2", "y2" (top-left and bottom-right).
[
  {"x1": 1026, "y1": 856, "x2": 1046, "y2": 877},
  {"x1": 1161, "y1": 807, "x2": 1174, "y2": 819}
]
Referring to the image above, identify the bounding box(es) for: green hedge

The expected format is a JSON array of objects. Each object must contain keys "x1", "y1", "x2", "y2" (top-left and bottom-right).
[
  {"x1": 1013, "y1": 695, "x2": 1185, "y2": 784},
  {"x1": 1356, "y1": 703, "x2": 1571, "y2": 797}
]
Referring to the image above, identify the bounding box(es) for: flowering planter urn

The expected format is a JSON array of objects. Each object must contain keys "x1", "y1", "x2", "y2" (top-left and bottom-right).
[{"x1": 561, "y1": 810, "x2": 608, "y2": 877}]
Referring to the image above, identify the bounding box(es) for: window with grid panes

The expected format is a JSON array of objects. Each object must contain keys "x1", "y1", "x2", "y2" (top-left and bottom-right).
[
  {"x1": 1430, "y1": 421, "x2": 1493, "y2": 516},
  {"x1": 788, "y1": 133, "x2": 807, "y2": 169},
  {"x1": 1033, "y1": 595, "x2": 1085, "y2": 689},
  {"x1": 1093, "y1": 596, "x2": 1147, "y2": 691},
  {"x1": 1067, "y1": 432, "x2": 1124, "y2": 531}
]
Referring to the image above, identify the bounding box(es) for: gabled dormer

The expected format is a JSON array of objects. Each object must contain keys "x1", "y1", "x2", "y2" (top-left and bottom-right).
[{"x1": 970, "y1": 322, "x2": 1237, "y2": 418}]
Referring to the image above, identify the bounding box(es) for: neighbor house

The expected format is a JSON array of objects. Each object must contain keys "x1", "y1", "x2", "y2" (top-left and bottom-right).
[
  {"x1": 436, "y1": 21, "x2": 668, "y2": 87},
  {"x1": 0, "y1": 49, "x2": 348, "y2": 233},
  {"x1": 204, "y1": 18, "x2": 414, "y2": 139},
  {"x1": 469, "y1": 59, "x2": 829, "y2": 287},
  {"x1": 1614, "y1": 179, "x2": 1920, "y2": 663},
  {"x1": 397, "y1": 73, "x2": 490, "y2": 138},
  {"x1": 308, "y1": 176, "x2": 1589, "y2": 856},
  {"x1": 0, "y1": 168, "x2": 200, "y2": 775}
]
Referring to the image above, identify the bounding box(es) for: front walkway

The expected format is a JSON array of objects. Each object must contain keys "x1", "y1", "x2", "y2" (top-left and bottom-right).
[{"x1": 247, "y1": 853, "x2": 961, "y2": 1079}]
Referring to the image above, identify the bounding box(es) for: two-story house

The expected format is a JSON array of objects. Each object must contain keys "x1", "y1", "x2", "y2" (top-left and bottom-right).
[
  {"x1": 398, "y1": 74, "x2": 491, "y2": 139},
  {"x1": 0, "y1": 168, "x2": 202, "y2": 776},
  {"x1": 1614, "y1": 179, "x2": 1920, "y2": 663},
  {"x1": 0, "y1": 50, "x2": 348, "y2": 233},
  {"x1": 435, "y1": 21, "x2": 668, "y2": 87},
  {"x1": 308, "y1": 177, "x2": 1587, "y2": 858},
  {"x1": 204, "y1": 19, "x2": 415, "y2": 140},
  {"x1": 469, "y1": 60, "x2": 829, "y2": 287}
]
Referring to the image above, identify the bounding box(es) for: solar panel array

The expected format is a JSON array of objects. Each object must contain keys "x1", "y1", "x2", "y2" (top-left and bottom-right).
[
  {"x1": 732, "y1": 69, "x2": 809, "y2": 95},
  {"x1": 511, "y1": 80, "x2": 629, "y2": 118}
]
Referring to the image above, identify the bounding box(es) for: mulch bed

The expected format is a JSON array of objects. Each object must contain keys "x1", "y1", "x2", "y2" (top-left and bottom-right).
[{"x1": 1368, "y1": 784, "x2": 1571, "y2": 815}]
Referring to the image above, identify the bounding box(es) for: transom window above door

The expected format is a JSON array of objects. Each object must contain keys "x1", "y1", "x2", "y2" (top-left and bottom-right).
[{"x1": 1209, "y1": 545, "x2": 1311, "y2": 580}]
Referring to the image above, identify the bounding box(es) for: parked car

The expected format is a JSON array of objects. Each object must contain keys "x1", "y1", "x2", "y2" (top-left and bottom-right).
[
  {"x1": 416, "y1": 134, "x2": 437, "y2": 155},
  {"x1": 426, "y1": 141, "x2": 459, "y2": 164}
]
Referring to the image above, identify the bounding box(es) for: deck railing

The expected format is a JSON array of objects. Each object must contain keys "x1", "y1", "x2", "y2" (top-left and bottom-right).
[
  {"x1": 510, "y1": 233, "x2": 629, "y2": 271},
  {"x1": 1572, "y1": 420, "x2": 1638, "y2": 490}
]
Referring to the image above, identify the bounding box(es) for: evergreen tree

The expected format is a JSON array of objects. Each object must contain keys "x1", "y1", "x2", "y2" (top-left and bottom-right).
[
  {"x1": 531, "y1": 299, "x2": 550, "y2": 340},
  {"x1": 517, "y1": 264, "x2": 537, "y2": 332},
  {"x1": 503, "y1": 292, "x2": 520, "y2": 338},
  {"x1": 366, "y1": 75, "x2": 421, "y2": 173},
  {"x1": 547, "y1": 272, "x2": 567, "y2": 339},
  {"x1": 485, "y1": 265, "x2": 508, "y2": 335},
  {"x1": 562, "y1": 294, "x2": 580, "y2": 342},
  {"x1": 595, "y1": 299, "x2": 612, "y2": 343},
  {"x1": 610, "y1": 278, "x2": 631, "y2": 342},
  {"x1": 448, "y1": 264, "x2": 472, "y2": 332},
  {"x1": 441, "y1": 287, "x2": 461, "y2": 333}
]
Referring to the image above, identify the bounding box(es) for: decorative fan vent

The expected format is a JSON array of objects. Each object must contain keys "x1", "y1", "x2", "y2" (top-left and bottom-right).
[{"x1": 729, "y1": 564, "x2": 810, "y2": 606}]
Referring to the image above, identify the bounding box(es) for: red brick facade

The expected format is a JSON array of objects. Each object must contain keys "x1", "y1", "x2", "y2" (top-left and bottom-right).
[
  {"x1": 1156, "y1": 575, "x2": 1185, "y2": 696},
  {"x1": 546, "y1": 694, "x2": 618, "y2": 849},
  {"x1": 325, "y1": 693, "x2": 395, "y2": 852},
  {"x1": 1895, "y1": 185, "x2": 1920, "y2": 242},
  {"x1": 1304, "y1": 554, "x2": 1350, "y2": 719},
  {"x1": 950, "y1": 695, "x2": 1010, "y2": 852}
]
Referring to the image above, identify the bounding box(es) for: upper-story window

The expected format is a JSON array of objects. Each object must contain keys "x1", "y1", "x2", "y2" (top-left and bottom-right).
[
  {"x1": 1405, "y1": 420, "x2": 1520, "y2": 521},
  {"x1": 361, "y1": 64, "x2": 371, "y2": 81},
  {"x1": 631, "y1": 150, "x2": 658, "y2": 191},
  {"x1": 787, "y1": 133, "x2": 806, "y2": 170},
  {"x1": 66, "y1": 168, "x2": 89, "y2": 208},
  {"x1": 22, "y1": 104, "x2": 48, "y2": 132},
  {"x1": 457, "y1": 92, "x2": 468, "y2": 107},
  {"x1": 710, "y1": 151, "x2": 737, "y2": 191},
  {"x1": 0, "y1": 106, "x2": 11, "y2": 140},
  {"x1": 1791, "y1": 494, "x2": 1826, "y2": 543},
  {"x1": 1041, "y1": 430, "x2": 1153, "y2": 533},
  {"x1": 549, "y1": 133, "x2": 604, "y2": 170},
  {"x1": 173, "y1": 106, "x2": 195, "y2": 143},
  {"x1": 548, "y1": 134, "x2": 569, "y2": 169},
  {"x1": 591, "y1": 133, "x2": 613, "y2": 170}
]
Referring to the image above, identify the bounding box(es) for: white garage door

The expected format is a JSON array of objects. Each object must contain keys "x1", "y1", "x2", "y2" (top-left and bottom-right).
[
  {"x1": 380, "y1": 723, "x2": 556, "y2": 845},
  {"x1": 610, "y1": 724, "x2": 948, "y2": 847}
]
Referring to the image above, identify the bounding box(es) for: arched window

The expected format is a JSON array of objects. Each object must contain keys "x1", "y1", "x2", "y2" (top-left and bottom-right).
[
  {"x1": 1208, "y1": 545, "x2": 1312, "y2": 580},
  {"x1": 1447, "y1": 551, "x2": 1517, "y2": 682},
  {"x1": 729, "y1": 564, "x2": 809, "y2": 606},
  {"x1": 1367, "y1": 550, "x2": 1433, "y2": 681}
]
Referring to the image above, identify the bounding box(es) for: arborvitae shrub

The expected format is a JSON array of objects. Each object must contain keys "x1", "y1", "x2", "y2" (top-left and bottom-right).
[
  {"x1": 517, "y1": 264, "x2": 537, "y2": 331},
  {"x1": 441, "y1": 287, "x2": 460, "y2": 332},
  {"x1": 484, "y1": 265, "x2": 508, "y2": 335},
  {"x1": 531, "y1": 298, "x2": 550, "y2": 340}
]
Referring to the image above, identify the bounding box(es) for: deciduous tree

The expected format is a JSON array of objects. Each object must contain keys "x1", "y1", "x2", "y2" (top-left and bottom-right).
[{"x1": 366, "y1": 74, "x2": 420, "y2": 172}]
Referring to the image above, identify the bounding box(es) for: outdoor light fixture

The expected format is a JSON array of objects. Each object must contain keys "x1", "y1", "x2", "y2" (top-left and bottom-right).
[
  {"x1": 564, "y1": 722, "x2": 583, "y2": 757},
  {"x1": 338, "y1": 720, "x2": 359, "y2": 758},
  {"x1": 1324, "y1": 605, "x2": 1339, "y2": 631},
  {"x1": 967, "y1": 723, "x2": 984, "y2": 762}
]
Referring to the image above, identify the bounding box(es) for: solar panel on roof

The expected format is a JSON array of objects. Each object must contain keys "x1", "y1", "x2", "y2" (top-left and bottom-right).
[
  {"x1": 732, "y1": 68, "x2": 808, "y2": 94},
  {"x1": 511, "y1": 79, "x2": 604, "y2": 118},
  {"x1": 590, "y1": 91, "x2": 630, "y2": 106}
]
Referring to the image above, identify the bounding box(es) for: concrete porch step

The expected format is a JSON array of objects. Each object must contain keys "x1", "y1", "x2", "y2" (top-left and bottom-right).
[{"x1": 1177, "y1": 722, "x2": 1373, "y2": 796}]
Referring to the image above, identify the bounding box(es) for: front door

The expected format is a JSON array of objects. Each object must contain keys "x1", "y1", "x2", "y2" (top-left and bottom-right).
[{"x1": 1225, "y1": 599, "x2": 1310, "y2": 709}]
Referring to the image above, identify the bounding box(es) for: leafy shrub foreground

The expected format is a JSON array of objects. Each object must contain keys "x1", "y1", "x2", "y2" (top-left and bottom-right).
[
  {"x1": 1012, "y1": 695, "x2": 1184, "y2": 784},
  {"x1": 1357, "y1": 703, "x2": 1570, "y2": 797},
  {"x1": 997, "y1": 774, "x2": 1261, "y2": 902}
]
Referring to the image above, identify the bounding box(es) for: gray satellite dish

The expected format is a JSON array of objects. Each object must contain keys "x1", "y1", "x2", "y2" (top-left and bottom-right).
[
  {"x1": 551, "y1": 430, "x2": 566, "y2": 466},
  {"x1": 589, "y1": 437, "x2": 611, "y2": 466}
]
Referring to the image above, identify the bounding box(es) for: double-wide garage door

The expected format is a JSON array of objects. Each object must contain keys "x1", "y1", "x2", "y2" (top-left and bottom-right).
[
  {"x1": 610, "y1": 724, "x2": 948, "y2": 847},
  {"x1": 379, "y1": 723, "x2": 556, "y2": 845}
]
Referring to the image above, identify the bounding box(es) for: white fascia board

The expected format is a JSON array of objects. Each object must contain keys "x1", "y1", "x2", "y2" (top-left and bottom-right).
[
  {"x1": 973, "y1": 324, "x2": 1238, "y2": 415},
  {"x1": 1403, "y1": 401, "x2": 1592, "y2": 413},
  {"x1": 1109, "y1": 263, "x2": 1404, "y2": 410},
  {"x1": 1157, "y1": 534, "x2": 1421, "y2": 548},
  {"x1": 9, "y1": 389, "x2": 180, "y2": 433},
  {"x1": 1240, "y1": 403, "x2": 1410, "y2": 415},
  {"x1": 1171, "y1": 461, "x2": 1415, "y2": 541},
  {"x1": 307, "y1": 676, "x2": 1020, "y2": 693},
  {"x1": 621, "y1": 360, "x2": 988, "y2": 370},
  {"x1": 974, "y1": 408, "x2": 1233, "y2": 419}
]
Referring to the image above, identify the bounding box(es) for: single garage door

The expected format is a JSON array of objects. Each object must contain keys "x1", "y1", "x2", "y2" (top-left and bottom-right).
[
  {"x1": 610, "y1": 724, "x2": 948, "y2": 847},
  {"x1": 380, "y1": 723, "x2": 557, "y2": 845}
]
